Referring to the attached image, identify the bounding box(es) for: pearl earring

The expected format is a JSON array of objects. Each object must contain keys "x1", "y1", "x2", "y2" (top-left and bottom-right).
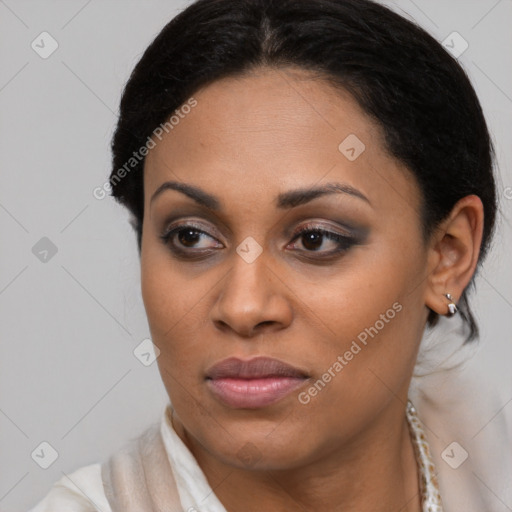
[{"x1": 444, "y1": 293, "x2": 458, "y2": 316}]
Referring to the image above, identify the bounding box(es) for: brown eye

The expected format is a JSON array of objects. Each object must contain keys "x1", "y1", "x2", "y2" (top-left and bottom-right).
[
  {"x1": 288, "y1": 225, "x2": 355, "y2": 254},
  {"x1": 160, "y1": 223, "x2": 222, "y2": 253},
  {"x1": 177, "y1": 228, "x2": 203, "y2": 247},
  {"x1": 300, "y1": 231, "x2": 324, "y2": 251}
]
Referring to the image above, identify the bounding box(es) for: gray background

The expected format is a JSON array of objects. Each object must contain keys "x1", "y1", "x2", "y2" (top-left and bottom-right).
[{"x1": 0, "y1": 0, "x2": 511, "y2": 510}]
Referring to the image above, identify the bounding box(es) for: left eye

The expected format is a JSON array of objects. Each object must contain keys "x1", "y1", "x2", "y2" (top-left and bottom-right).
[{"x1": 288, "y1": 227, "x2": 354, "y2": 253}]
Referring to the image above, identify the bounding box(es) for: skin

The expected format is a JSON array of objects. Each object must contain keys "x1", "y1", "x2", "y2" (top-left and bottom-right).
[{"x1": 140, "y1": 66, "x2": 484, "y2": 512}]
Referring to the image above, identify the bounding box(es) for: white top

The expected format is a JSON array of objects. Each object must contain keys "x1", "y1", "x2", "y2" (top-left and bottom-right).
[
  {"x1": 29, "y1": 400, "x2": 443, "y2": 512},
  {"x1": 28, "y1": 403, "x2": 228, "y2": 512},
  {"x1": 28, "y1": 316, "x2": 512, "y2": 512},
  {"x1": 27, "y1": 390, "x2": 512, "y2": 512}
]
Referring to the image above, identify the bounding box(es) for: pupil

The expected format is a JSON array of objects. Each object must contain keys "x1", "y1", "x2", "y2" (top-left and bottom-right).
[
  {"x1": 303, "y1": 231, "x2": 322, "y2": 251},
  {"x1": 179, "y1": 229, "x2": 200, "y2": 247}
]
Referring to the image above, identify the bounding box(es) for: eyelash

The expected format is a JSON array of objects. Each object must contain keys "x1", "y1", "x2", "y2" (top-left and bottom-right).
[{"x1": 159, "y1": 222, "x2": 357, "y2": 259}]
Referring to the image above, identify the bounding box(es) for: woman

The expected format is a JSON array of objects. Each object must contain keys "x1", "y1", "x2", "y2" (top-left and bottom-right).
[{"x1": 30, "y1": 0, "x2": 509, "y2": 510}]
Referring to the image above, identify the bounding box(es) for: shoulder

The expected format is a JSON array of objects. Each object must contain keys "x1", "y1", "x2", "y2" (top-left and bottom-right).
[{"x1": 28, "y1": 463, "x2": 111, "y2": 512}]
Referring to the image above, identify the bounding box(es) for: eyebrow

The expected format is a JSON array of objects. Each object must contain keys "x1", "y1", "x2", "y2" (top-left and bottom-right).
[{"x1": 150, "y1": 180, "x2": 371, "y2": 210}]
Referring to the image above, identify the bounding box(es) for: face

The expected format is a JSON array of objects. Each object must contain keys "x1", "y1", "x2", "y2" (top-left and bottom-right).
[{"x1": 141, "y1": 66, "x2": 430, "y2": 471}]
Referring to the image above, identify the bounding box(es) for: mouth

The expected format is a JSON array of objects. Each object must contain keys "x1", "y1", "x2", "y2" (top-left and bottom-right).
[{"x1": 205, "y1": 356, "x2": 310, "y2": 409}]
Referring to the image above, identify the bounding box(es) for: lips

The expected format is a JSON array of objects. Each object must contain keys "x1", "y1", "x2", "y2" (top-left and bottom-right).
[{"x1": 205, "y1": 356, "x2": 309, "y2": 409}]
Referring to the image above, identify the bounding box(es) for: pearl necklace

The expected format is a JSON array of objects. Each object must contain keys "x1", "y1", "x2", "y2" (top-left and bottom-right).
[
  {"x1": 167, "y1": 401, "x2": 445, "y2": 511},
  {"x1": 406, "y1": 400, "x2": 444, "y2": 511}
]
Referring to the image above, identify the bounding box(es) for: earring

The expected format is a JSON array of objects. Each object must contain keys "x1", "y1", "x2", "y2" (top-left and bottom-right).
[{"x1": 444, "y1": 293, "x2": 458, "y2": 316}]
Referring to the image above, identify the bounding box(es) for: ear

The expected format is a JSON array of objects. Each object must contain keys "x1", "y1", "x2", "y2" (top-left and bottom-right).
[{"x1": 424, "y1": 195, "x2": 484, "y2": 316}]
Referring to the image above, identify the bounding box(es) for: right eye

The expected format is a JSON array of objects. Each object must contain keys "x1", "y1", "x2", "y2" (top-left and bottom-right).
[{"x1": 159, "y1": 223, "x2": 223, "y2": 255}]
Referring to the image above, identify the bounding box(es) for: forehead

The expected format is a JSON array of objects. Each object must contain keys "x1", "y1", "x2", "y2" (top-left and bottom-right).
[{"x1": 143, "y1": 66, "x2": 420, "y2": 217}]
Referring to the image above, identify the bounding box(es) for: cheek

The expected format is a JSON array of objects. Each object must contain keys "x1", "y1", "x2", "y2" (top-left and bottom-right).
[
  {"x1": 141, "y1": 238, "x2": 199, "y2": 334},
  {"x1": 141, "y1": 257, "x2": 207, "y2": 417},
  {"x1": 298, "y1": 239, "x2": 427, "y2": 410},
  {"x1": 140, "y1": 244, "x2": 220, "y2": 373}
]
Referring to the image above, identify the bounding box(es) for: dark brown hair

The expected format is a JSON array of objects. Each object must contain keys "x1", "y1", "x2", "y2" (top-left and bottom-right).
[{"x1": 109, "y1": 0, "x2": 497, "y2": 342}]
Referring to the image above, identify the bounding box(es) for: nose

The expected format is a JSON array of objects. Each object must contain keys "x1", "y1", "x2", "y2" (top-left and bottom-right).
[{"x1": 210, "y1": 250, "x2": 293, "y2": 339}]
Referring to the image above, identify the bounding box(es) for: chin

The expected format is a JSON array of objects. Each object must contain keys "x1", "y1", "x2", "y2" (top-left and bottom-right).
[
  {"x1": 217, "y1": 438, "x2": 311, "y2": 471},
  {"x1": 198, "y1": 415, "x2": 317, "y2": 470}
]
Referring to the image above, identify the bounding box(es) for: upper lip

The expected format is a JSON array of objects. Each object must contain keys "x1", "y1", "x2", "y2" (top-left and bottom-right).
[{"x1": 206, "y1": 356, "x2": 309, "y2": 380}]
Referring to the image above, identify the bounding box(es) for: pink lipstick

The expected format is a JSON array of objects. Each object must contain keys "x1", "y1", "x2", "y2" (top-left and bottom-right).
[{"x1": 205, "y1": 356, "x2": 309, "y2": 409}]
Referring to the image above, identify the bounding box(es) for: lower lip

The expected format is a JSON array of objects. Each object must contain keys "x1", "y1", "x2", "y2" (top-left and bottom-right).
[{"x1": 206, "y1": 377, "x2": 307, "y2": 409}]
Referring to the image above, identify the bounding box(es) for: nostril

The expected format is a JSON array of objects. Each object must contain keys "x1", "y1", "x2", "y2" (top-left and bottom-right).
[{"x1": 256, "y1": 321, "x2": 274, "y2": 328}]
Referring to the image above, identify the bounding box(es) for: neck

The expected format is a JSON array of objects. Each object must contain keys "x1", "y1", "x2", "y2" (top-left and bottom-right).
[{"x1": 172, "y1": 400, "x2": 422, "y2": 512}]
